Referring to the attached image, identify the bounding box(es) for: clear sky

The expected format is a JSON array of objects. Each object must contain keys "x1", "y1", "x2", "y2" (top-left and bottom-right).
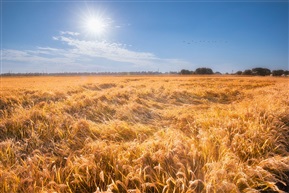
[{"x1": 1, "y1": 0, "x2": 288, "y2": 73}]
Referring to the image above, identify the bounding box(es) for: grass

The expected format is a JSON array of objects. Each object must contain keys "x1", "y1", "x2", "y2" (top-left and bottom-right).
[{"x1": 0, "y1": 75, "x2": 289, "y2": 192}]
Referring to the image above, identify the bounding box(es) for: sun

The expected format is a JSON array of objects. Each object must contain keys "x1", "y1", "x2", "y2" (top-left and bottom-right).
[
  {"x1": 84, "y1": 16, "x2": 107, "y2": 36},
  {"x1": 79, "y1": 7, "x2": 112, "y2": 38}
]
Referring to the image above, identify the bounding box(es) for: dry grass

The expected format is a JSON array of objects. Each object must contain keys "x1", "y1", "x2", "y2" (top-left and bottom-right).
[{"x1": 0, "y1": 75, "x2": 289, "y2": 193}]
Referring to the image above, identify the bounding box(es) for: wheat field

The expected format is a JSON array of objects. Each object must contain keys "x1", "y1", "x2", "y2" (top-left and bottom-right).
[{"x1": 0, "y1": 75, "x2": 288, "y2": 193}]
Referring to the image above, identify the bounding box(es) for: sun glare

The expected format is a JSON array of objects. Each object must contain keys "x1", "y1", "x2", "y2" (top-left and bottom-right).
[
  {"x1": 84, "y1": 16, "x2": 107, "y2": 35},
  {"x1": 79, "y1": 7, "x2": 112, "y2": 38}
]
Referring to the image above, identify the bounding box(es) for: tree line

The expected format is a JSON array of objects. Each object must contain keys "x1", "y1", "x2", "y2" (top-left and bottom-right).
[
  {"x1": 1, "y1": 67, "x2": 288, "y2": 76},
  {"x1": 180, "y1": 67, "x2": 289, "y2": 76},
  {"x1": 0, "y1": 71, "x2": 170, "y2": 76},
  {"x1": 235, "y1": 68, "x2": 289, "y2": 76},
  {"x1": 180, "y1": 68, "x2": 214, "y2": 75}
]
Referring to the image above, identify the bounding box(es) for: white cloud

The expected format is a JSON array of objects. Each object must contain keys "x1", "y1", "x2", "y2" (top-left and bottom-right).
[
  {"x1": 2, "y1": 49, "x2": 75, "y2": 65},
  {"x1": 37, "y1": 47, "x2": 61, "y2": 51},
  {"x1": 2, "y1": 31, "x2": 191, "y2": 72},
  {"x1": 54, "y1": 34, "x2": 193, "y2": 68},
  {"x1": 60, "y1": 31, "x2": 80, "y2": 36}
]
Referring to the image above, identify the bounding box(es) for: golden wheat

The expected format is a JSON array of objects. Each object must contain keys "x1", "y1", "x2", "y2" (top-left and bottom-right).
[{"x1": 0, "y1": 76, "x2": 288, "y2": 192}]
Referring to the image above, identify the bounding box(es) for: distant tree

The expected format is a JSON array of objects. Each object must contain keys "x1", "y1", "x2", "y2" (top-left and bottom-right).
[
  {"x1": 272, "y1": 70, "x2": 285, "y2": 76},
  {"x1": 195, "y1": 68, "x2": 213, "y2": 74},
  {"x1": 215, "y1": 71, "x2": 222, "y2": 75},
  {"x1": 252, "y1": 68, "x2": 271, "y2": 76},
  {"x1": 180, "y1": 69, "x2": 193, "y2": 75},
  {"x1": 284, "y1": 70, "x2": 289, "y2": 75},
  {"x1": 242, "y1": 69, "x2": 252, "y2": 75},
  {"x1": 235, "y1": 71, "x2": 243, "y2": 75}
]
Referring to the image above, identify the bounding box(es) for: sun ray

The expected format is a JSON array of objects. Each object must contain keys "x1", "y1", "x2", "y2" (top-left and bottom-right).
[
  {"x1": 79, "y1": 7, "x2": 111, "y2": 38},
  {"x1": 84, "y1": 16, "x2": 107, "y2": 35}
]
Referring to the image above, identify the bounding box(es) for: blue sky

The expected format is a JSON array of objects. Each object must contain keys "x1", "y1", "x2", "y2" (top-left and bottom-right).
[{"x1": 1, "y1": 1, "x2": 288, "y2": 73}]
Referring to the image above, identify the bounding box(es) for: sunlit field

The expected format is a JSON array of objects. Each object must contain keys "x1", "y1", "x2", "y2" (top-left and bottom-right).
[{"x1": 0, "y1": 76, "x2": 288, "y2": 193}]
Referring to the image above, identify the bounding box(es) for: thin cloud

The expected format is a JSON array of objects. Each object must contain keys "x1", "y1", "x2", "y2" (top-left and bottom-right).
[
  {"x1": 55, "y1": 34, "x2": 157, "y2": 66},
  {"x1": 2, "y1": 31, "x2": 191, "y2": 72},
  {"x1": 54, "y1": 33, "x2": 192, "y2": 68},
  {"x1": 2, "y1": 49, "x2": 75, "y2": 65},
  {"x1": 60, "y1": 31, "x2": 80, "y2": 36},
  {"x1": 37, "y1": 47, "x2": 61, "y2": 51}
]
